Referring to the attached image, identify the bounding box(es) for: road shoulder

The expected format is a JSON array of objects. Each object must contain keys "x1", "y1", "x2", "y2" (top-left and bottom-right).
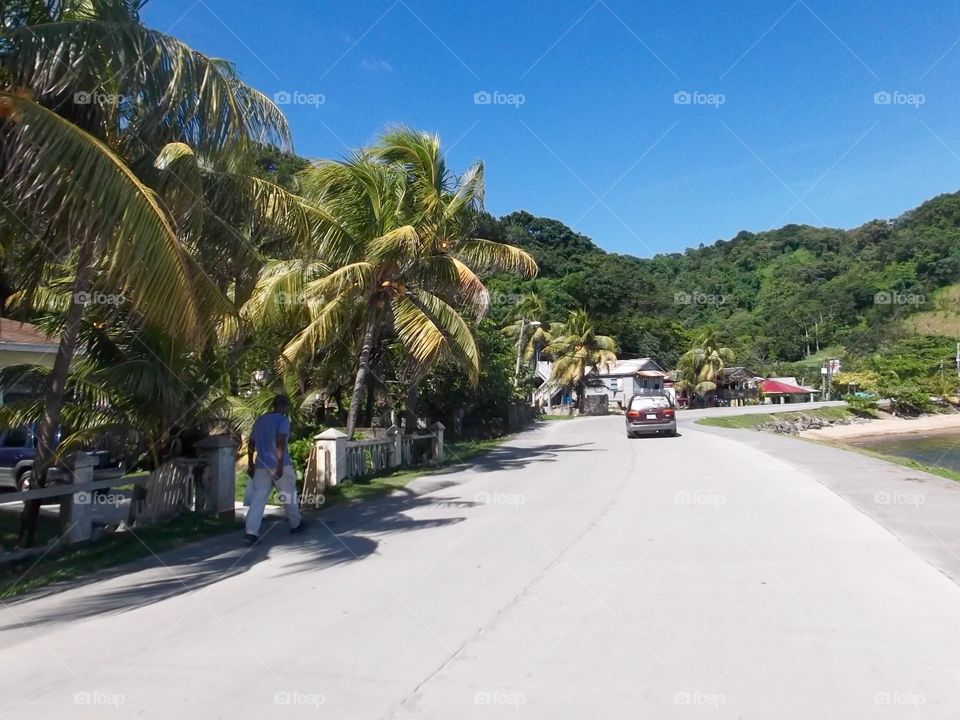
[{"x1": 691, "y1": 422, "x2": 960, "y2": 586}]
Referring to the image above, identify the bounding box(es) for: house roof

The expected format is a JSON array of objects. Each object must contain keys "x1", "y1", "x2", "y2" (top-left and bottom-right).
[
  {"x1": 0, "y1": 318, "x2": 58, "y2": 349},
  {"x1": 769, "y1": 376, "x2": 819, "y2": 392},
  {"x1": 760, "y1": 379, "x2": 811, "y2": 395},
  {"x1": 719, "y1": 366, "x2": 760, "y2": 382},
  {"x1": 593, "y1": 358, "x2": 667, "y2": 377}
]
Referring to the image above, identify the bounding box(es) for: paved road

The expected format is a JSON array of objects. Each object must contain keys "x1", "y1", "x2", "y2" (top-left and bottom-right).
[{"x1": 3, "y1": 410, "x2": 960, "y2": 719}]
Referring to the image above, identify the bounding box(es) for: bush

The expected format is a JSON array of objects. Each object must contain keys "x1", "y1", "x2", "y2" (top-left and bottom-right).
[
  {"x1": 882, "y1": 385, "x2": 935, "y2": 416},
  {"x1": 844, "y1": 394, "x2": 878, "y2": 417},
  {"x1": 288, "y1": 437, "x2": 314, "y2": 475}
]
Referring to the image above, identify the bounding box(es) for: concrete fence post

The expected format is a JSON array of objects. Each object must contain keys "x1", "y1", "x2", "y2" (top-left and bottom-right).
[
  {"x1": 195, "y1": 435, "x2": 238, "y2": 521},
  {"x1": 431, "y1": 422, "x2": 445, "y2": 465},
  {"x1": 386, "y1": 424, "x2": 402, "y2": 468},
  {"x1": 316, "y1": 429, "x2": 348, "y2": 486},
  {"x1": 62, "y1": 452, "x2": 96, "y2": 544}
]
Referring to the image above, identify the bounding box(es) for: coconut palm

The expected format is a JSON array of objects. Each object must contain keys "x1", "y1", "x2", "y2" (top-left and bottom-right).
[
  {"x1": 676, "y1": 328, "x2": 736, "y2": 399},
  {"x1": 0, "y1": 0, "x2": 293, "y2": 543},
  {"x1": 545, "y1": 309, "x2": 617, "y2": 402},
  {"x1": 501, "y1": 293, "x2": 559, "y2": 367},
  {"x1": 246, "y1": 128, "x2": 537, "y2": 437}
]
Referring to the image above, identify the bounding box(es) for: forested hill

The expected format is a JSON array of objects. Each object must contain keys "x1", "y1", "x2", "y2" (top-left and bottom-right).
[{"x1": 485, "y1": 193, "x2": 960, "y2": 369}]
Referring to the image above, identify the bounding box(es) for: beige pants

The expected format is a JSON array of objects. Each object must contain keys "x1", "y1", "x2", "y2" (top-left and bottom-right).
[{"x1": 245, "y1": 465, "x2": 302, "y2": 536}]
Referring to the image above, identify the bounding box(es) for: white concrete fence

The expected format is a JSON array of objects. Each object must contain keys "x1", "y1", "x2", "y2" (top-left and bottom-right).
[
  {"x1": 301, "y1": 423, "x2": 445, "y2": 507},
  {"x1": 0, "y1": 435, "x2": 238, "y2": 545}
]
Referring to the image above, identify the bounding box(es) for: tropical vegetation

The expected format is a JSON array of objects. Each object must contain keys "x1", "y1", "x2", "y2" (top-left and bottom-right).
[{"x1": 0, "y1": 1, "x2": 536, "y2": 545}]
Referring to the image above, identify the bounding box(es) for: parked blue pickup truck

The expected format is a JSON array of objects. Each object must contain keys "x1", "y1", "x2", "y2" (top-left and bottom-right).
[{"x1": 0, "y1": 425, "x2": 122, "y2": 491}]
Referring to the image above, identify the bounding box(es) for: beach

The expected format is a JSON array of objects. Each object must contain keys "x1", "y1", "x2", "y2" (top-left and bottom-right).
[{"x1": 801, "y1": 410, "x2": 960, "y2": 441}]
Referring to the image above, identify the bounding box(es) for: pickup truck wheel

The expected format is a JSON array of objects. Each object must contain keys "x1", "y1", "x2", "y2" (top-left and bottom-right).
[{"x1": 17, "y1": 469, "x2": 34, "y2": 492}]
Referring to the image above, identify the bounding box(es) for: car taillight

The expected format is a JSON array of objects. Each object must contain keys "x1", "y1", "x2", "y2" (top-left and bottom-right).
[
  {"x1": 626, "y1": 411, "x2": 640, "y2": 419},
  {"x1": 662, "y1": 408, "x2": 674, "y2": 416}
]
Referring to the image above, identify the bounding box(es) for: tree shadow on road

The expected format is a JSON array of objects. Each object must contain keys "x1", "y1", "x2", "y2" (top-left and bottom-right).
[
  {"x1": 437, "y1": 441, "x2": 599, "y2": 474},
  {"x1": 1, "y1": 483, "x2": 471, "y2": 630}
]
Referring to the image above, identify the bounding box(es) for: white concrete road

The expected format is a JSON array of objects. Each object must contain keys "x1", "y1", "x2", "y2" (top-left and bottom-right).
[{"x1": 4, "y1": 409, "x2": 960, "y2": 719}]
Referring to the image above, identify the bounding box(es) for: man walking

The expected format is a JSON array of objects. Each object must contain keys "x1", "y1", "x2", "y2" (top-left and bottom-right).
[{"x1": 244, "y1": 394, "x2": 304, "y2": 543}]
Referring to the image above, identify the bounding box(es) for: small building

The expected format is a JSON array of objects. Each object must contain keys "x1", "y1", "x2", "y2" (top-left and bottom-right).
[
  {"x1": 716, "y1": 366, "x2": 762, "y2": 406},
  {"x1": 759, "y1": 378, "x2": 819, "y2": 404},
  {"x1": 583, "y1": 358, "x2": 669, "y2": 408},
  {"x1": 0, "y1": 318, "x2": 59, "y2": 403}
]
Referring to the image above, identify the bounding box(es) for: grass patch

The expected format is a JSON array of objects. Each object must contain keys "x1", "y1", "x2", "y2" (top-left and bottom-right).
[
  {"x1": 542, "y1": 414, "x2": 575, "y2": 421},
  {"x1": 696, "y1": 406, "x2": 857, "y2": 429},
  {"x1": 0, "y1": 514, "x2": 239, "y2": 600}
]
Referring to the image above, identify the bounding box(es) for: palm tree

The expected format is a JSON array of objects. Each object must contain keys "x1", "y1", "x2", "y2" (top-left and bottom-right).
[
  {"x1": 676, "y1": 328, "x2": 735, "y2": 401},
  {"x1": 1, "y1": 1, "x2": 293, "y2": 542},
  {"x1": 545, "y1": 310, "x2": 617, "y2": 403},
  {"x1": 501, "y1": 293, "x2": 559, "y2": 370},
  {"x1": 246, "y1": 128, "x2": 537, "y2": 438}
]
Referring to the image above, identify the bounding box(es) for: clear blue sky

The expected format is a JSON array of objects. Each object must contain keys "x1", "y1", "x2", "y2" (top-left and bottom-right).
[{"x1": 143, "y1": 0, "x2": 960, "y2": 257}]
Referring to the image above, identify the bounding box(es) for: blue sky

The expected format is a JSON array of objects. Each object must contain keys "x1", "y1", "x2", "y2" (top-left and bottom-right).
[{"x1": 143, "y1": 1, "x2": 960, "y2": 257}]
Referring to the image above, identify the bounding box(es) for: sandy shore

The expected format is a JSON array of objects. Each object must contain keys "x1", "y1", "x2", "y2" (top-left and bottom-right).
[{"x1": 801, "y1": 411, "x2": 960, "y2": 441}]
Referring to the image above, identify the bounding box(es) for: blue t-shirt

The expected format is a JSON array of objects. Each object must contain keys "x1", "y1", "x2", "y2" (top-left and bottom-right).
[{"x1": 251, "y1": 412, "x2": 292, "y2": 469}]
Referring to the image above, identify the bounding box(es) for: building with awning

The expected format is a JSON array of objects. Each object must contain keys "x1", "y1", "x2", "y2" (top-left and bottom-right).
[{"x1": 759, "y1": 377, "x2": 819, "y2": 404}]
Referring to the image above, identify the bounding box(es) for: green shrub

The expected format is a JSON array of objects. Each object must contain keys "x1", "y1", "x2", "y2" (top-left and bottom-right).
[
  {"x1": 844, "y1": 394, "x2": 878, "y2": 417},
  {"x1": 882, "y1": 385, "x2": 935, "y2": 416},
  {"x1": 288, "y1": 438, "x2": 314, "y2": 475}
]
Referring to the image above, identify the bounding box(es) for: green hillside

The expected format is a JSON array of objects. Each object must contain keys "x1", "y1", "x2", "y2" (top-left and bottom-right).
[{"x1": 486, "y1": 193, "x2": 960, "y2": 374}]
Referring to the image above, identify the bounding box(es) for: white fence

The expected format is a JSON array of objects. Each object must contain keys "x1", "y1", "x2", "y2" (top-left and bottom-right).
[{"x1": 300, "y1": 424, "x2": 444, "y2": 507}]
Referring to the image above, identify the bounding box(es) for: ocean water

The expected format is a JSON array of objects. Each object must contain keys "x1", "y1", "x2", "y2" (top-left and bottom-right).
[{"x1": 853, "y1": 433, "x2": 960, "y2": 473}]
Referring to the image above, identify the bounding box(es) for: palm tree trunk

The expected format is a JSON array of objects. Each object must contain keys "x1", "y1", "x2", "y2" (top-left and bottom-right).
[
  {"x1": 19, "y1": 239, "x2": 94, "y2": 546},
  {"x1": 403, "y1": 377, "x2": 421, "y2": 432},
  {"x1": 345, "y1": 315, "x2": 378, "y2": 439}
]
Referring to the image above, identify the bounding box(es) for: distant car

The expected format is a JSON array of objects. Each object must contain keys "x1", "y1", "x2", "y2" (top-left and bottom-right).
[
  {"x1": 0, "y1": 425, "x2": 123, "y2": 492},
  {"x1": 625, "y1": 395, "x2": 677, "y2": 438}
]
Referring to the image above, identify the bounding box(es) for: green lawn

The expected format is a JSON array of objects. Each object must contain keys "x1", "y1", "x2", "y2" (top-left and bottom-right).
[
  {"x1": 542, "y1": 414, "x2": 575, "y2": 421},
  {"x1": 695, "y1": 406, "x2": 857, "y2": 429}
]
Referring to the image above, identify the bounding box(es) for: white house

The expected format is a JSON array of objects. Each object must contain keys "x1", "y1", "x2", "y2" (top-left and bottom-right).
[{"x1": 583, "y1": 358, "x2": 669, "y2": 408}]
